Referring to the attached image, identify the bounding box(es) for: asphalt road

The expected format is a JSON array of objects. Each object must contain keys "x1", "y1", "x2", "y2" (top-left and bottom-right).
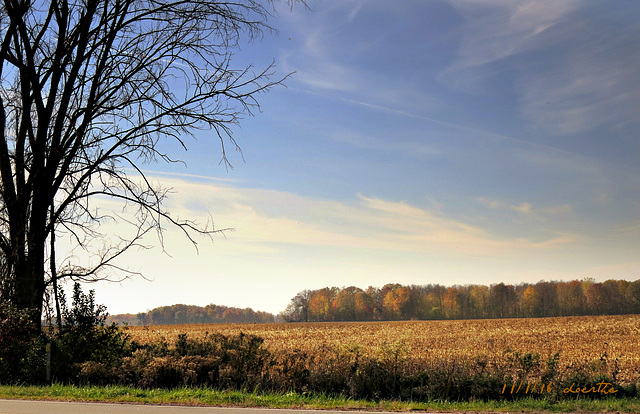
[
  {"x1": 0, "y1": 400, "x2": 383, "y2": 414},
  {"x1": 0, "y1": 399, "x2": 571, "y2": 414}
]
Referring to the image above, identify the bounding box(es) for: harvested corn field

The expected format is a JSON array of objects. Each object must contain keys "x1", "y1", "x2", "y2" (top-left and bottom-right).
[{"x1": 128, "y1": 314, "x2": 640, "y2": 385}]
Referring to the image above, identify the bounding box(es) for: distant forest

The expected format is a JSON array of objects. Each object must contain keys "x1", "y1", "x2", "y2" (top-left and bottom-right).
[
  {"x1": 108, "y1": 303, "x2": 275, "y2": 325},
  {"x1": 280, "y1": 278, "x2": 640, "y2": 322},
  {"x1": 109, "y1": 278, "x2": 640, "y2": 325}
]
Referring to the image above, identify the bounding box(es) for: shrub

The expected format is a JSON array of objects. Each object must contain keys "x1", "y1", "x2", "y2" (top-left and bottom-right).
[
  {"x1": 51, "y1": 283, "x2": 135, "y2": 382},
  {"x1": 76, "y1": 331, "x2": 270, "y2": 390},
  {"x1": 0, "y1": 305, "x2": 46, "y2": 384}
]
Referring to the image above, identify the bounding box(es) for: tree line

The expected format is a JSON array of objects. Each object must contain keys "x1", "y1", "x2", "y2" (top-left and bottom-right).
[
  {"x1": 280, "y1": 278, "x2": 640, "y2": 322},
  {"x1": 109, "y1": 304, "x2": 275, "y2": 325}
]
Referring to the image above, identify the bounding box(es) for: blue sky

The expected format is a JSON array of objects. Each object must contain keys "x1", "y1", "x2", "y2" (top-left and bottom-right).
[{"x1": 79, "y1": 0, "x2": 640, "y2": 316}]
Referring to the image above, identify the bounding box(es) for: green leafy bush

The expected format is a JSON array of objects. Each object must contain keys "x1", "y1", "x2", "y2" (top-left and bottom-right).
[
  {"x1": 51, "y1": 283, "x2": 135, "y2": 382},
  {"x1": 0, "y1": 305, "x2": 46, "y2": 384}
]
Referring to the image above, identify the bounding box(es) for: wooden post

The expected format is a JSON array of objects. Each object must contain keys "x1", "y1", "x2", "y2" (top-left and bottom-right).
[{"x1": 45, "y1": 342, "x2": 51, "y2": 383}]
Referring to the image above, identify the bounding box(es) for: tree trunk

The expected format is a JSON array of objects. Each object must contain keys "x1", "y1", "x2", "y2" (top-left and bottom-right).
[
  {"x1": 51, "y1": 205, "x2": 62, "y2": 329},
  {"x1": 14, "y1": 252, "x2": 45, "y2": 330},
  {"x1": 13, "y1": 183, "x2": 49, "y2": 330}
]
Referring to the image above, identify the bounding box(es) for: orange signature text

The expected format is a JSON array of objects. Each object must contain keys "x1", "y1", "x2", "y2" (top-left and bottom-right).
[
  {"x1": 502, "y1": 381, "x2": 552, "y2": 394},
  {"x1": 564, "y1": 381, "x2": 618, "y2": 394}
]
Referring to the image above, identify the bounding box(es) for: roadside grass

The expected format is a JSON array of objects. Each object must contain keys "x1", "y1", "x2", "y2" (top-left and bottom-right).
[{"x1": 0, "y1": 384, "x2": 639, "y2": 412}]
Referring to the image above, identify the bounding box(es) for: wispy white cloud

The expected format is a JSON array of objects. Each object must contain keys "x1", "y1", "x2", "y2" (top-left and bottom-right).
[
  {"x1": 278, "y1": 1, "x2": 442, "y2": 116},
  {"x1": 518, "y1": 35, "x2": 640, "y2": 134},
  {"x1": 442, "y1": 0, "x2": 640, "y2": 134},
  {"x1": 137, "y1": 169, "x2": 239, "y2": 183},
  {"x1": 447, "y1": 0, "x2": 581, "y2": 68},
  {"x1": 478, "y1": 196, "x2": 574, "y2": 221},
  {"x1": 278, "y1": 1, "x2": 370, "y2": 93},
  {"x1": 328, "y1": 129, "x2": 442, "y2": 159},
  {"x1": 137, "y1": 176, "x2": 579, "y2": 259},
  {"x1": 441, "y1": 0, "x2": 581, "y2": 92},
  {"x1": 60, "y1": 172, "x2": 577, "y2": 261}
]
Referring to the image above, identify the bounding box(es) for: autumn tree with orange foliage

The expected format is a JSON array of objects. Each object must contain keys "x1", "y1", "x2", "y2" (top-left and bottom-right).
[{"x1": 281, "y1": 278, "x2": 640, "y2": 322}]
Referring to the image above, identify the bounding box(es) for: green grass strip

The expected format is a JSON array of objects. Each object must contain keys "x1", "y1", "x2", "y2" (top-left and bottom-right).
[{"x1": 0, "y1": 384, "x2": 639, "y2": 412}]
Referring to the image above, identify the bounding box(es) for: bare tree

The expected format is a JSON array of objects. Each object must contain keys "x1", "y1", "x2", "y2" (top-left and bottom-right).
[{"x1": 0, "y1": 0, "x2": 297, "y2": 328}]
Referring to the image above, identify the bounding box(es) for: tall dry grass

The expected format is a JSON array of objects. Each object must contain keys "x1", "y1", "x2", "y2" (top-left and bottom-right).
[{"x1": 127, "y1": 315, "x2": 640, "y2": 385}]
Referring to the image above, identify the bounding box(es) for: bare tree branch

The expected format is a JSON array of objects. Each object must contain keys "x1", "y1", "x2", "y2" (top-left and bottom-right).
[{"x1": 0, "y1": 0, "x2": 300, "y2": 327}]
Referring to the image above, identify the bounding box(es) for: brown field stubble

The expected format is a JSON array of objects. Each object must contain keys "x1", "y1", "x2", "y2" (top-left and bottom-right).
[{"x1": 127, "y1": 314, "x2": 640, "y2": 384}]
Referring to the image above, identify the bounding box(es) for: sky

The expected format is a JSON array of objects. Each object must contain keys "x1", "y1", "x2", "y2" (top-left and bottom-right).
[{"x1": 64, "y1": 0, "x2": 640, "y2": 316}]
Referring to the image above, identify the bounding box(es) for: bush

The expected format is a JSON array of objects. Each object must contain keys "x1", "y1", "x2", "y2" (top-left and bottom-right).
[
  {"x1": 86, "y1": 331, "x2": 268, "y2": 389},
  {"x1": 50, "y1": 283, "x2": 136, "y2": 382},
  {"x1": 0, "y1": 305, "x2": 46, "y2": 384}
]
